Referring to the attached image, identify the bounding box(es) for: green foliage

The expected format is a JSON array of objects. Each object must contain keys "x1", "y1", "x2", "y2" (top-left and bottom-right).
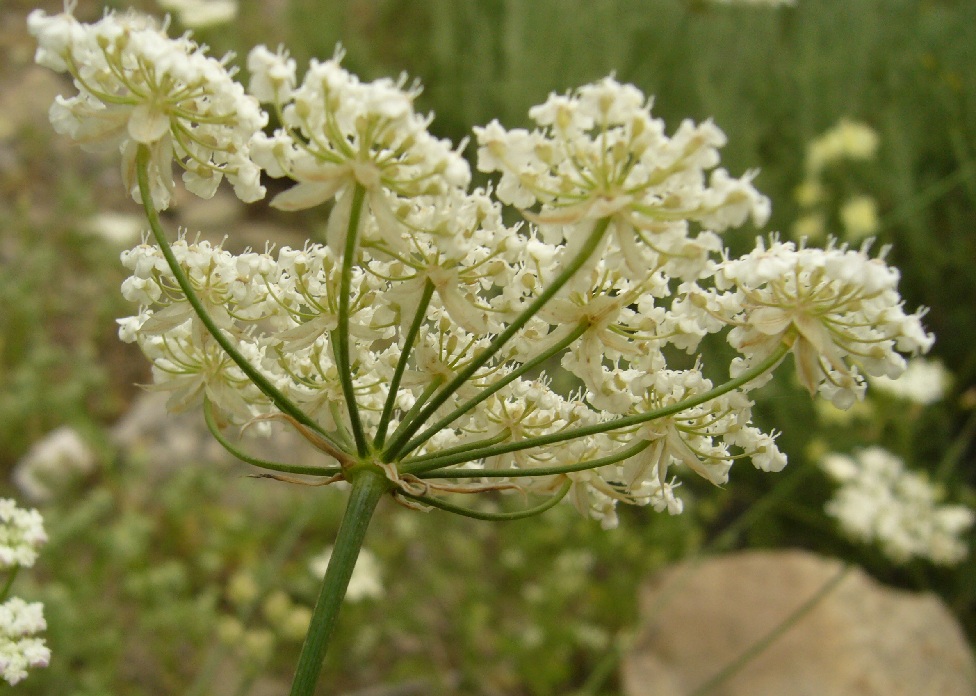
[{"x1": 0, "y1": 194, "x2": 134, "y2": 469}]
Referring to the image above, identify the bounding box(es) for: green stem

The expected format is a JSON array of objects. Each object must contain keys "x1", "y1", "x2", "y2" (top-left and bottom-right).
[
  {"x1": 936, "y1": 406, "x2": 976, "y2": 482},
  {"x1": 374, "y1": 280, "x2": 436, "y2": 449},
  {"x1": 203, "y1": 399, "x2": 342, "y2": 477},
  {"x1": 0, "y1": 566, "x2": 20, "y2": 602},
  {"x1": 880, "y1": 158, "x2": 976, "y2": 230},
  {"x1": 289, "y1": 470, "x2": 390, "y2": 696},
  {"x1": 333, "y1": 184, "x2": 369, "y2": 457},
  {"x1": 688, "y1": 563, "x2": 852, "y2": 696},
  {"x1": 401, "y1": 320, "x2": 590, "y2": 456},
  {"x1": 402, "y1": 428, "x2": 512, "y2": 469},
  {"x1": 381, "y1": 377, "x2": 444, "y2": 450},
  {"x1": 402, "y1": 479, "x2": 572, "y2": 521},
  {"x1": 401, "y1": 343, "x2": 790, "y2": 475},
  {"x1": 414, "y1": 439, "x2": 650, "y2": 479},
  {"x1": 381, "y1": 217, "x2": 612, "y2": 462},
  {"x1": 134, "y1": 145, "x2": 338, "y2": 448},
  {"x1": 571, "y1": 631, "x2": 630, "y2": 696}
]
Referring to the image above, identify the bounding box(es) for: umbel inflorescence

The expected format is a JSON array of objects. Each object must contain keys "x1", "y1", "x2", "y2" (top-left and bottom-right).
[{"x1": 29, "y1": 5, "x2": 933, "y2": 530}]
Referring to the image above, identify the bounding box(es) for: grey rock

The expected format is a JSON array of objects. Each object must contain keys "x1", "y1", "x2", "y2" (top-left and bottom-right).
[
  {"x1": 110, "y1": 390, "x2": 335, "y2": 475},
  {"x1": 621, "y1": 549, "x2": 976, "y2": 696}
]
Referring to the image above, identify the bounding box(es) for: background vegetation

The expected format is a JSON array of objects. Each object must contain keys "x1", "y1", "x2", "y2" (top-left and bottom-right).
[{"x1": 1, "y1": 0, "x2": 974, "y2": 693}]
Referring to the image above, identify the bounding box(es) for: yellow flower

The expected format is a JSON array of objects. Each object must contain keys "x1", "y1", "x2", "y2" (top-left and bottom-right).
[{"x1": 840, "y1": 195, "x2": 879, "y2": 239}]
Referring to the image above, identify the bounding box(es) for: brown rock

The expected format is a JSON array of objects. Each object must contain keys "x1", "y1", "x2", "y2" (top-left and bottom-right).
[{"x1": 621, "y1": 549, "x2": 976, "y2": 696}]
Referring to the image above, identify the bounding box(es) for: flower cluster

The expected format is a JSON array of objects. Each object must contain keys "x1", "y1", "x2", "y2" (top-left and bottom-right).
[
  {"x1": 0, "y1": 598, "x2": 50, "y2": 686},
  {"x1": 474, "y1": 76, "x2": 769, "y2": 279},
  {"x1": 34, "y1": 7, "x2": 931, "y2": 528},
  {"x1": 13, "y1": 426, "x2": 97, "y2": 502},
  {"x1": 28, "y1": 2, "x2": 266, "y2": 209},
  {"x1": 248, "y1": 45, "x2": 470, "y2": 237},
  {"x1": 687, "y1": 237, "x2": 933, "y2": 408},
  {"x1": 0, "y1": 500, "x2": 47, "y2": 570},
  {"x1": 0, "y1": 500, "x2": 49, "y2": 685},
  {"x1": 822, "y1": 448, "x2": 974, "y2": 565}
]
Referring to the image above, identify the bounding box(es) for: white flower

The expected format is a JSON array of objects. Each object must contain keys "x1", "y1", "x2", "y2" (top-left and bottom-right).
[
  {"x1": 870, "y1": 358, "x2": 950, "y2": 405},
  {"x1": 822, "y1": 448, "x2": 974, "y2": 565},
  {"x1": 711, "y1": 237, "x2": 933, "y2": 408},
  {"x1": 29, "y1": 5, "x2": 266, "y2": 209},
  {"x1": 111, "y1": 77, "x2": 801, "y2": 527},
  {"x1": 0, "y1": 500, "x2": 47, "y2": 570},
  {"x1": 52, "y1": 47, "x2": 928, "y2": 530},
  {"x1": 247, "y1": 44, "x2": 297, "y2": 103},
  {"x1": 616, "y1": 370, "x2": 785, "y2": 506},
  {"x1": 158, "y1": 0, "x2": 238, "y2": 29},
  {"x1": 0, "y1": 598, "x2": 49, "y2": 686},
  {"x1": 248, "y1": 45, "x2": 470, "y2": 243},
  {"x1": 309, "y1": 547, "x2": 383, "y2": 601},
  {"x1": 13, "y1": 426, "x2": 96, "y2": 502},
  {"x1": 474, "y1": 77, "x2": 769, "y2": 280}
]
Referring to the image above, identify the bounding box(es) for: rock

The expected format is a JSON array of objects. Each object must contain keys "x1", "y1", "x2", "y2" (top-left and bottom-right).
[
  {"x1": 110, "y1": 390, "x2": 335, "y2": 475},
  {"x1": 110, "y1": 391, "x2": 231, "y2": 472},
  {"x1": 621, "y1": 549, "x2": 976, "y2": 696}
]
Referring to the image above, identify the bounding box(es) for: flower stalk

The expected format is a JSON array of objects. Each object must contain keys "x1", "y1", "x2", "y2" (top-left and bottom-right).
[
  {"x1": 135, "y1": 145, "x2": 343, "y2": 449},
  {"x1": 380, "y1": 216, "x2": 613, "y2": 462},
  {"x1": 335, "y1": 184, "x2": 370, "y2": 457},
  {"x1": 289, "y1": 470, "x2": 391, "y2": 696},
  {"x1": 401, "y1": 342, "x2": 791, "y2": 476}
]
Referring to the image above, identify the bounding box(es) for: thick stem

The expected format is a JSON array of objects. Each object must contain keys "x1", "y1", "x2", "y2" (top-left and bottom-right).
[
  {"x1": 289, "y1": 470, "x2": 390, "y2": 696},
  {"x1": 334, "y1": 184, "x2": 369, "y2": 456},
  {"x1": 134, "y1": 145, "x2": 340, "y2": 447},
  {"x1": 381, "y1": 217, "x2": 612, "y2": 462}
]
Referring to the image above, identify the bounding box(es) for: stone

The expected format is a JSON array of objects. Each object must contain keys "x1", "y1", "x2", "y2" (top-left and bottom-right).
[
  {"x1": 109, "y1": 390, "x2": 333, "y2": 475},
  {"x1": 621, "y1": 549, "x2": 976, "y2": 696}
]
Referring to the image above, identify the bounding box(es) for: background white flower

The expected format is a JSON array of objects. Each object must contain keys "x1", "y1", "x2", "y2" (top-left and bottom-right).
[
  {"x1": 822, "y1": 447, "x2": 974, "y2": 565},
  {"x1": 0, "y1": 598, "x2": 50, "y2": 686},
  {"x1": 0, "y1": 500, "x2": 47, "y2": 570},
  {"x1": 870, "y1": 358, "x2": 950, "y2": 406},
  {"x1": 309, "y1": 547, "x2": 384, "y2": 601}
]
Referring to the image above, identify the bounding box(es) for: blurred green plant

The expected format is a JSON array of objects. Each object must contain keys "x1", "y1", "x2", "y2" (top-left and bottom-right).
[{"x1": 0, "y1": 194, "x2": 136, "y2": 470}]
